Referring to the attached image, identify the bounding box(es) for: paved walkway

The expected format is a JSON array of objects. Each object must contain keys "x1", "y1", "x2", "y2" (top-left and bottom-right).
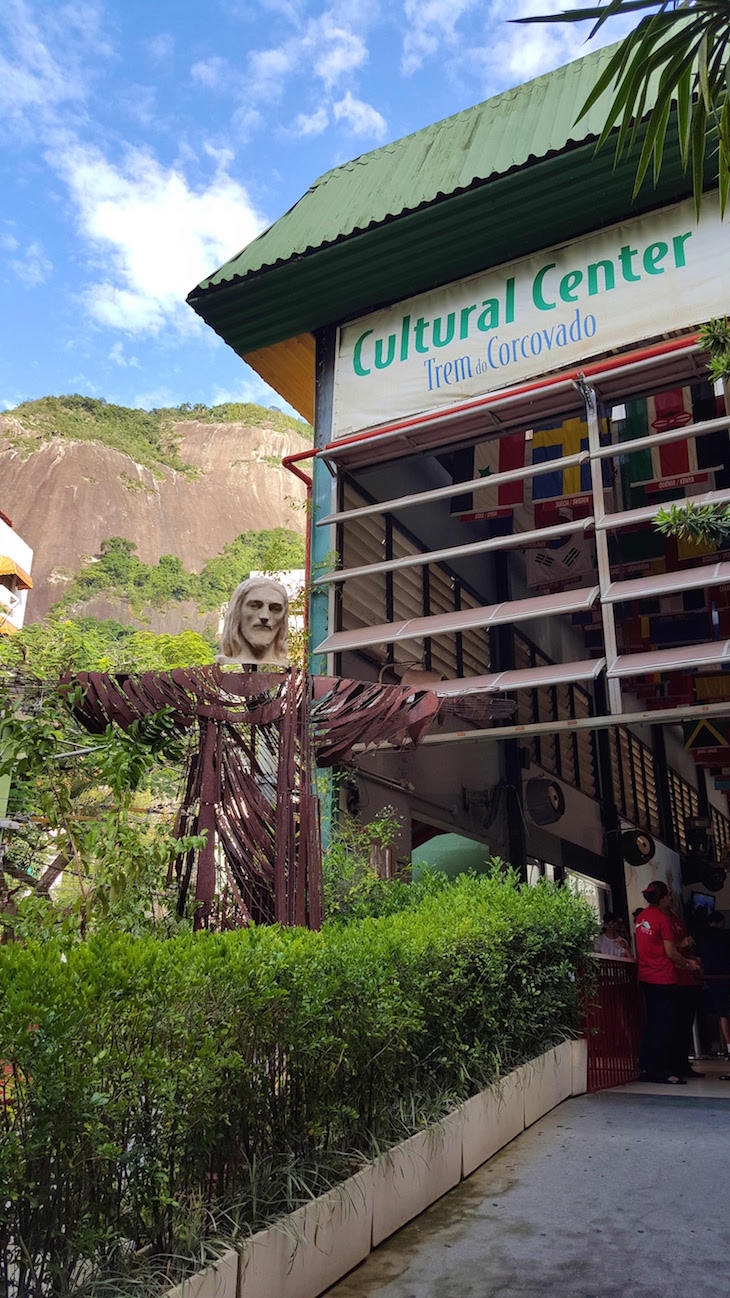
[{"x1": 327, "y1": 1088, "x2": 730, "y2": 1298}]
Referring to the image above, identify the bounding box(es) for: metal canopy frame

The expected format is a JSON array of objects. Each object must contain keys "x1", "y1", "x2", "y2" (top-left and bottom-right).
[
  {"x1": 430, "y1": 658, "x2": 606, "y2": 697},
  {"x1": 318, "y1": 335, "x2": 705, "y2": 469},
  {"x1": 315, "y1": 586, "x2": 599, "y2": 656},
  {"x1": 312, "y1": 333, "x2": 730, "y2": 723}
]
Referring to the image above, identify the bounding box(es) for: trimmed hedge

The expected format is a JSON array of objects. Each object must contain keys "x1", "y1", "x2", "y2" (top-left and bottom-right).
[{"x1": 0, "y1": 871, "x2": 595, "y2": 1293}]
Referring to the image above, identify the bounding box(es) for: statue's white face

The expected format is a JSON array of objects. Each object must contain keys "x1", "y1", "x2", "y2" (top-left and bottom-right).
[{"x1": 240, "y1": 581, "x2": 287, "y2": 652}]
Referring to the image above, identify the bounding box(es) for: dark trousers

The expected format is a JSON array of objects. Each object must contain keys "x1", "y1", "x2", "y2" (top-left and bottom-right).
[
  {"x1": 639, "y1": 982, "x2": 677, "y2": 1079},
  {"x1": 673, "y1": 985, "x2": 699, "y2": 1076}
]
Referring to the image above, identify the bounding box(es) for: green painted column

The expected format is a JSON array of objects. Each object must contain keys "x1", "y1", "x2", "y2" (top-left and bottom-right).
[
  {"x1": 309, "y1": 328, "x2": 338, "y2": 854},
  {"x1": 308, "y1": 453, "x2": 333, "y2": 677}
]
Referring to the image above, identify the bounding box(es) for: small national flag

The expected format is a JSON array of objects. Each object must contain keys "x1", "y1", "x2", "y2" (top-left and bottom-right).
[{"x1": 531, "y1": 417, "x2": 593, "y2": 501}]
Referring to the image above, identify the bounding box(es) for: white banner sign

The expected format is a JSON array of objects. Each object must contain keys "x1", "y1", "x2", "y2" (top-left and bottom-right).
[{"x1": 333, "y1": 193, "x2": 727, "y2": 439}]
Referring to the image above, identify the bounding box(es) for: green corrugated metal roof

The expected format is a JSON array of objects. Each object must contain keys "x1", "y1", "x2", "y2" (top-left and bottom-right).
[
  {"x1": 187, "y1": 43, "x2": 696, "y2": 357},
  {"x1": 196, "y1": 44, "x2": 623, "y2": 291}
]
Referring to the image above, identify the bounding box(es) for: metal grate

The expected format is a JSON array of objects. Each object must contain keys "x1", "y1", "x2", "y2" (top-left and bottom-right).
[
  {"x1": 609, "y1": 727, "x2": 662, "y2": 839},
  {"x1": 339, "y1": 478, "x2": 491, "y2": 680},
  {"x1": 585, "y1": 956, "x2": 642, "y2": 1092},
  {"x1": 514, "y1": 632, "x2": 597, "y2": 797},
  {"x1": 667, "y1": 767, "x2": 700, "y2": 854}
]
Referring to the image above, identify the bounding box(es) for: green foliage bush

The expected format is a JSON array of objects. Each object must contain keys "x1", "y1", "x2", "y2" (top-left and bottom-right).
[
  {"x1": 195, "y1": 527, "x2": 305, "y2": 611},
  {"x1": 51, "y1": 527, "x2": 305, "y2": 617},
  {"x1": 321, "y1": 806, "x2": 451, "y2": 923},
  {"x1": 0, "y1": 616, "x2": 216, "y2": 677},
  {"x1": 0, "y1": 871, "x2": 596, "y2": 1292}
]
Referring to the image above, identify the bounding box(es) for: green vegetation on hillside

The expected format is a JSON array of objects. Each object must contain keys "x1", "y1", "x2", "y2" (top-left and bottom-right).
[
  {"x1": 53, "y1": 529, "x2": 305, "y2": 617},
  {"x1": 3, "y1": 394, "x2": 311, "y2": 477},
  {"x1": 159, "y1": 400, "x2": 311, "y2": 439},
  {"x1": 5, "y1": 395, "x2": 196, "y2": 477},
  {"x1": 196, "y1": 528, "x2": 305, "y2": 609}
]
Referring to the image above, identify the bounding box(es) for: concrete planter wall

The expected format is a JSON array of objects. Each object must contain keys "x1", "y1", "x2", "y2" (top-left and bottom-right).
[
  {"x1": 523, "y1": 1042, "x2": 573, "y2": 1127},
  {"x1": 169, "y1": 1038, "x2": 586, "y2": 1298},
  {"x1": 371, "y1": 1110, "x2": 463, "y2": 1247},
  {"x1": 460, "y1": 1064, "x2": 526, "y2": 1178}
]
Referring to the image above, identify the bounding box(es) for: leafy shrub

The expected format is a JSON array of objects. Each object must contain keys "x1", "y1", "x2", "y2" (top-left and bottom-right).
[
  {"x1": 322, "y1": 806, "x2": 450, "y2": 923},
  {"x1": 159, "y1": 400, "x2": 311, "y2": 439},
  {"x1": 0, "y1": 616, "x2": 216, "y2": 677},
  {"x1": 0, "y1": 871, "x2": 596, "y2": 1293}
]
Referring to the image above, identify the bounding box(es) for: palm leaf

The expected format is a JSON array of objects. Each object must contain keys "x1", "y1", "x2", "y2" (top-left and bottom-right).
[
  {"x1": 652, "y1": 94, "x2": 674, "y2": 184},
  {"x1": 514, "y1": 1, "x2": 665, "y2": 28},
  {"x1": 520, "y1": 1, "x2": 729, "y2": 212},
  {"x1": 698, "y1": 30, "x2": 712, "y2": 108},
  {"x1": 691, "y1": 97, "x2": 709, "y2": 217},
  {"x1": 720, "y1": 95, "x2": 730, "y2": 213},
  {"x1": 578, "y1": 36, "x2": 641, "y2": 123},
  {"x1": 719, "y1": 136, "x2": 730, "y2": 215},
  {"x1": 675, "y1": 64, "x2": 694, "y2": 163}
]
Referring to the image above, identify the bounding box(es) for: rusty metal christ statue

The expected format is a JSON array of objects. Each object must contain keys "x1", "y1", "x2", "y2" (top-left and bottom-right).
[{"x1": 65, "y1": 666, "x2": 443, "y2": 930}]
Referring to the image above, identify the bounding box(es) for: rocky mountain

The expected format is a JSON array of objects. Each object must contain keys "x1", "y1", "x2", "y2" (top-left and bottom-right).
[{"x1": 0, "y1": 398, "x2": 309, "y2": 629}]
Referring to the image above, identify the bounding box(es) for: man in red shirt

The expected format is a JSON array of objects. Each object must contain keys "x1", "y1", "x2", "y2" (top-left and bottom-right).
[{"x1": 635, "y1": 881, "x2": 700, "y2": 1083}]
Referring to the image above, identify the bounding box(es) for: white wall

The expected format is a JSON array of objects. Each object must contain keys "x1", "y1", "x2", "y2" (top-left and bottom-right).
[
  {"x1": 0, "y1": 516, "x2": 33, "y2": 633},
  {"x1": 623, "y1": 835, "x2": 684, "y2": 922}
]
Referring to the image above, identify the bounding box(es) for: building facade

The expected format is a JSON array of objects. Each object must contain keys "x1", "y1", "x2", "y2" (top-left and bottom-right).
[
  {"x1": 0, "y1": 509, "x2": 33, "y2": 639},
  {"x1": 190, "y1": 45, "x2": 730, "y2": 922}
]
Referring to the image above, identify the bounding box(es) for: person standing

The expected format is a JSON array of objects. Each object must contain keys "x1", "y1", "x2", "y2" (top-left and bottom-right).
[
  {"x1": 595, "y1": 912, "x2": 632, "y2": 958},
  {"x1": 699, "y1": 911, "x2": 730, "y2": 1059},
  {"x1": 669, "y1": 910, "x2": 704, "y2": 1079},
  {"x1": 635, "y1": 881, "x2": 701, "y2": 1084}
]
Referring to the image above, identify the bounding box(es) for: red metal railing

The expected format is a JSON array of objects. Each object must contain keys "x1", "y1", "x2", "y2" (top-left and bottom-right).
[
  {"x1": 585, "y1": 955, "x2": 643, "y2": 1092},
  {"x1": 282, "y1": 448, "x2": 316, "y2": 636}
]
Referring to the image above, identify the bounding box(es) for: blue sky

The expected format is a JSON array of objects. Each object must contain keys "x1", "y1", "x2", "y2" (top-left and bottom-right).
[{"x1": 0, "y1": 0, "x2": 636, "y2": 417}]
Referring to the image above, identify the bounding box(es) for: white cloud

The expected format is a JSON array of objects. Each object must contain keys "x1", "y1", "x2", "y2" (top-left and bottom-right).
[
  {"x1": 191, "y1": 56, "x2": 228, "y2": 89},
  {"x1": 6, "y1": 236, "x2": 52, "y2": 286},
  {"x1": 54, "y1": 142, "x2": 266, "y2": 334},
  {"x1": 109, "y1": 341, "x2": 140, "y2": 368},
  {"x1": 144, "y1": 32, "x2": 175, "y2": 63},
  {"x1": 58, "y1": 3, "x2": 113, "y2": 57},
  {"x1": 401, "y1": 0, "x2": 639, "y2": 90},
  {"x1": 291, "y1": 106, "x2": 329, "y2": 138},
  {"x1": 1, "y1": 233, "x2": 20, "y2": 251},
  {"x1": 248, "y1": 44, "x2": 300, "y2": 103},
  {"x1": 118, "y1": 83, "x2": 157, "y2": 127},
  {"x1": 210, "y1": 375, "x2": 300, "y2": 419},
  {"x1": 232, "y1": 104, "x2": 263, "y2": 140},
  {"x1": 204, "y1": 142, "x2": 236, "y2": 169},
  {"x1": 0, "y1": 0, "x2": 86, "y2": 127},
  {"x1": 133, "y1": 385, "x2": 178, "y2": 410},
  {"x1": 245, "y1": 9, "x2": 370, "y2": 112},
  {"x1": 18, "y1": 239, "x2": 52, "y2": 285},
  {"x1": 333, "y1": 92, "x2": 387, "y2": 140},
  {"x1": 401, "y1": 0, "x2": 479, "y2": 75},
  {"x1": 313, "y1": 20, "x2": 367, "y2": 89}
]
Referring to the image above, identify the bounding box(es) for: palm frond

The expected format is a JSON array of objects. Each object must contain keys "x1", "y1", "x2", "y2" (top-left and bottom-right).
[{"x1": 513, "y1": 1, "x2": 730, "y2": 215}]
